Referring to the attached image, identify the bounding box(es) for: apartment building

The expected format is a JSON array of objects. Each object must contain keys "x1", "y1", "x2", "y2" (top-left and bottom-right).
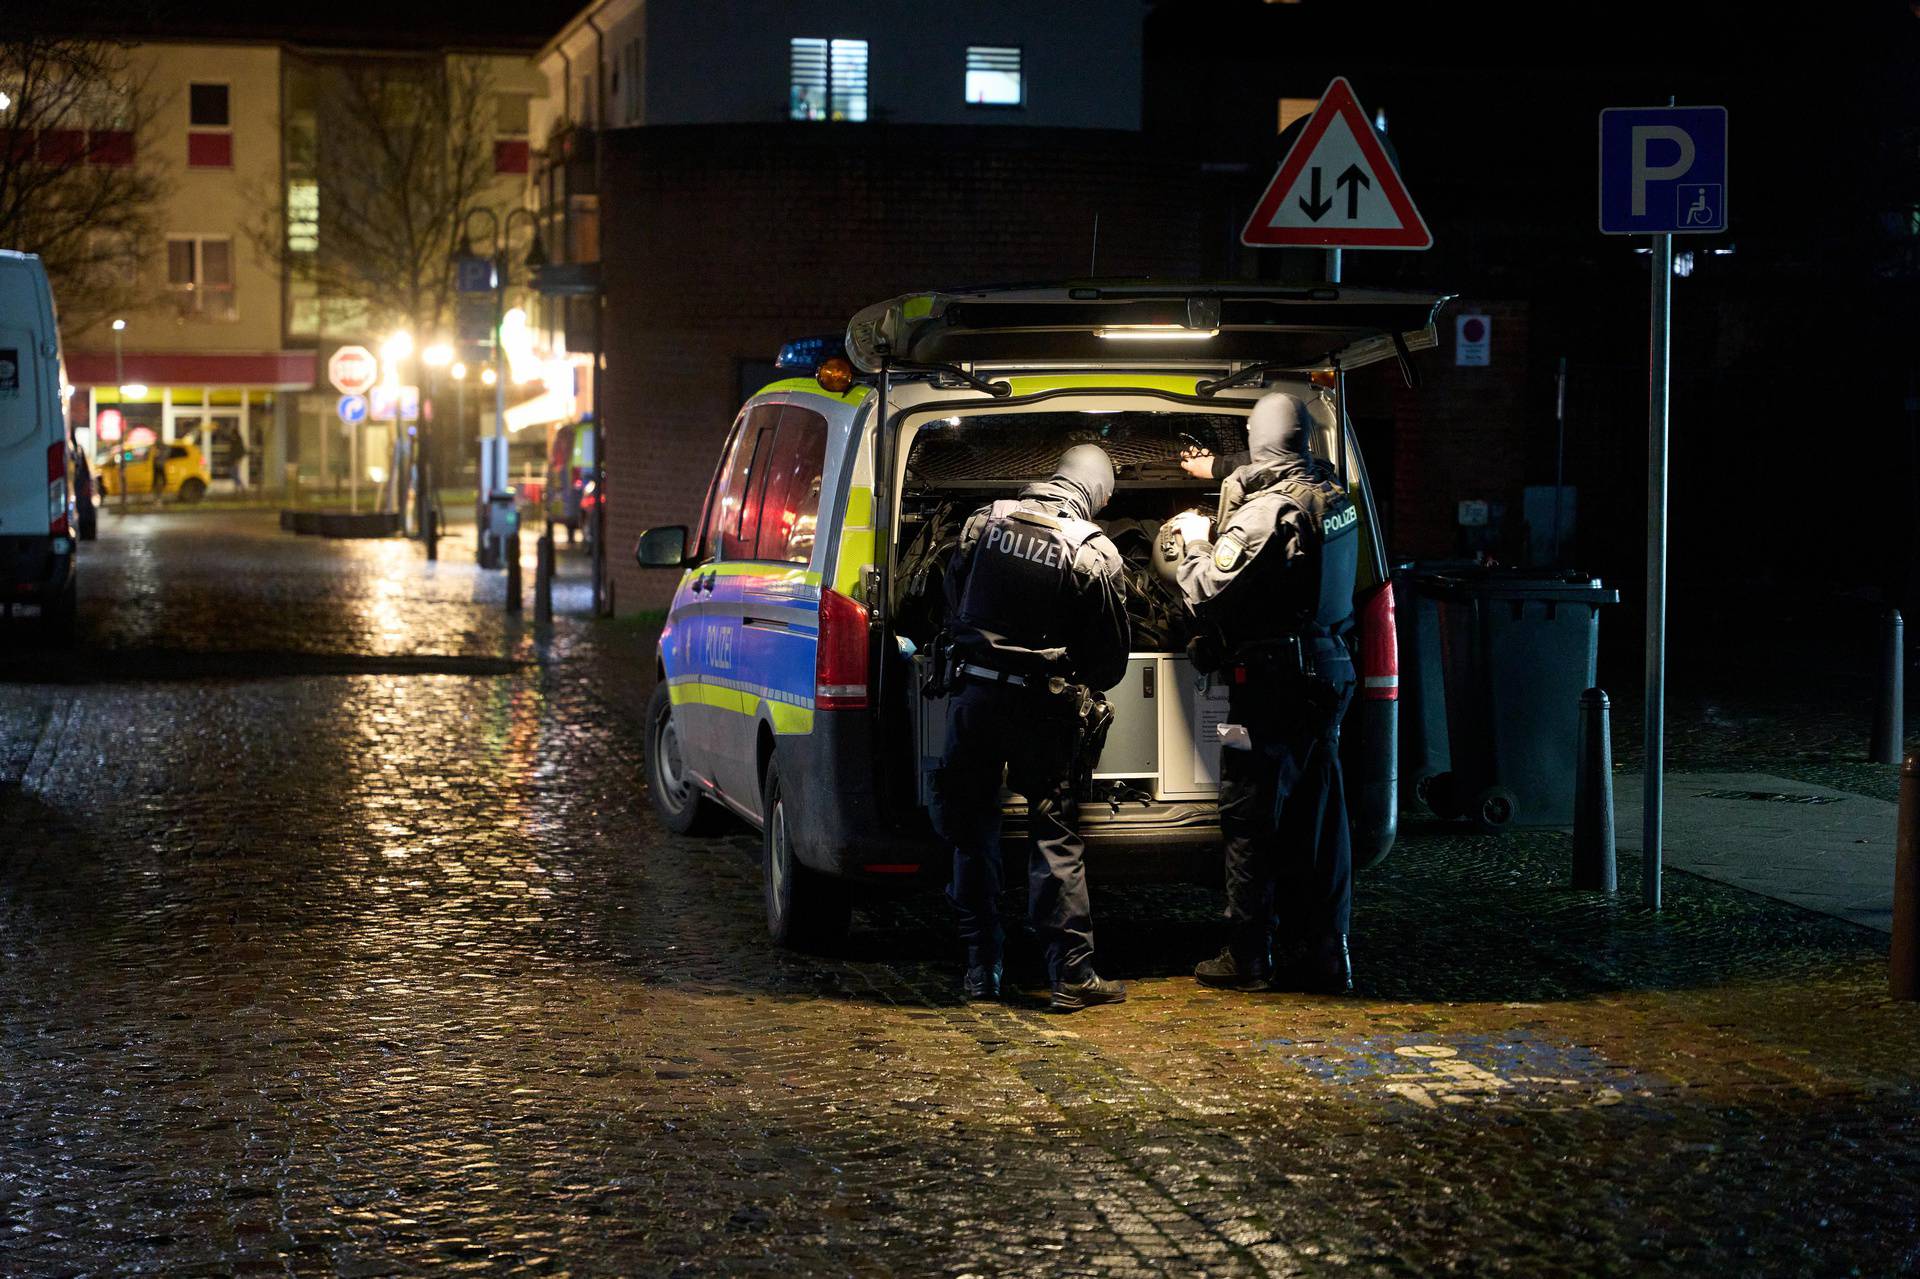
[{"x1": 56, "y1": 35, "x2": 544, "y2": 497}]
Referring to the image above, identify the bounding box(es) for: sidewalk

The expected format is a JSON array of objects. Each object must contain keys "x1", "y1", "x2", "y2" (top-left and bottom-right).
[{"x1": 1617, "y1": 771, "x2": 1900, "y2": 933}]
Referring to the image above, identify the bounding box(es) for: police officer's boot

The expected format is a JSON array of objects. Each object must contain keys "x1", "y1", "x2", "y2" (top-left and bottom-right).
[
  {"x1": 1049, "y1": 972, "x2": 1128, "y2": 1012},
  {"x1": 963, "y1": 960, "x2": 1003, "y2": 1001},
  {"x1": 1194, "y1": 926, "x2": 1272, "y2": 989},
  {"x1": 1274, "y1": 934, "x2": 1352, "y2": 996}
]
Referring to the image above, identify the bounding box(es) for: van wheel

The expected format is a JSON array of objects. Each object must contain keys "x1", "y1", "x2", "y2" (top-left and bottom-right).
[
  {"x1": 646, "y1": 682, "x2": 720, "y2": 834},
  {"x1": 761, "y1": 753, "x2": 850, "y2": 950},
  {"x1": 177, "y1": 478, "x2": 207, "y2": 504}
]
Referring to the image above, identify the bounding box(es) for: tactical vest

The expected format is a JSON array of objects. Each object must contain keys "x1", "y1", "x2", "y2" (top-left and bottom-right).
[
  {"x1": 1205, "y1": 468, "x2": 1359, "y2": 644},
  {"x1": 952, "y1": 499, "x2": 1103, "y2": 670}
]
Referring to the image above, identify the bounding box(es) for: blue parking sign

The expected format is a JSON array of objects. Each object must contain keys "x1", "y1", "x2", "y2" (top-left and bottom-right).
[{"x1": 1599, "y1": 106, "x2": 1727, "y2": 234}]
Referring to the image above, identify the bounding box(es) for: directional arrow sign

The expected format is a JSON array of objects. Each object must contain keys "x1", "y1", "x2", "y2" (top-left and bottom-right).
[{"x1": 1242, "y1": 77, "x2": 1431, "y2": 250}]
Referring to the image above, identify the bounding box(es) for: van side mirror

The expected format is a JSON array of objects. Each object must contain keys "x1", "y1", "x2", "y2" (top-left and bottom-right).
[{"x1": 635, "y1": 525, "x2": 689, "y2": 568}]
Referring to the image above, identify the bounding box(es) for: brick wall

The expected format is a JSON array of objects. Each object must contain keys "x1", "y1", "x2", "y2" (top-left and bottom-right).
[
  {"x1": 1388, "y1": 299, "x2": 1531, "y2": 561},
  {"x1": 598, "y1": 122, "x2": 1212, "y2": 614}
]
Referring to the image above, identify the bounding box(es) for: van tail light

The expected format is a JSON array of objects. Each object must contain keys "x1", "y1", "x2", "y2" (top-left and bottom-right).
[
  {"x1": 1357, "y1": 581, "x2": 1398, "y2": 700},
  {"x1": 47, "y1": 441, "x2": 68, "y2": 538},
  {"x1": 816, "y1": 587, "x2": 870, "y2": 710}
]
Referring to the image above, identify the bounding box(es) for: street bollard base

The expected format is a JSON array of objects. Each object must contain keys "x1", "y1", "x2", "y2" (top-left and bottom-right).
[
  {"x1": 534, "y1": 530, "x2": 555, "y2": 623},
  {"x1": 1573, "y1": 687, "x2": 1617, "y2": 892},
  {"x1": 505, "y1": 531, "x2": 523, "y2": 614},
  {"x1": 1872, "y1": 609, "x2": 1905, "y2": 767}
]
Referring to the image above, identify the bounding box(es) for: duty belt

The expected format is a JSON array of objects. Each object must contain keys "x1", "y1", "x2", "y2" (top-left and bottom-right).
[{"x1": 958, "y1": 663, "x2": 1073, "y2": 695}]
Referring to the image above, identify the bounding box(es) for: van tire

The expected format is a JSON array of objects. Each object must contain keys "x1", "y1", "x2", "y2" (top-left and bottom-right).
[
  {"x1": 645, "y1": 682, "x2": 721, "y2": 835},
  {"x1": 177, "y1": 478, "x2": 207, "y2": 504},
  {"x1": 761, "y1": 753, "x2": 850, "y2": 950}
]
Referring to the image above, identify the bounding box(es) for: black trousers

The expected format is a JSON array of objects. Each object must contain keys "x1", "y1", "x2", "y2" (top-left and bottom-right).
[
  {"x1": 930, "y1": 680, "x2": 1094, "y2": 983},
  {"x1": 1216, "y1": 658, "x2": 1355, "y2": 966}
]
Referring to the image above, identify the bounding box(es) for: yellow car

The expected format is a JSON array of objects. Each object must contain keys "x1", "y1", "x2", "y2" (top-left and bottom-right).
[{"x1": 96, "y1": 440, "x2": 210, "y2": 503}]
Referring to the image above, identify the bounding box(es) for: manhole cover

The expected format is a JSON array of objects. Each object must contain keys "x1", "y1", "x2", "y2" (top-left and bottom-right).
[{"x1": 1693, "y1": 789, "x2": 1844, "y2": 805}]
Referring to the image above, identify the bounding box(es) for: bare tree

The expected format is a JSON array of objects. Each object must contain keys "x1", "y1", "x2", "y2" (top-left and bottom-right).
[
  {"x1": 253, "y1": 55, "x2": 504, "y2": 342},
  {"x1": 0, "y1": 33, "x2": 171, "y2": 334}
]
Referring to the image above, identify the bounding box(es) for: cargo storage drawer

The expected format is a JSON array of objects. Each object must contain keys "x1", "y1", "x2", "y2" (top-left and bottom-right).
[{"x1": 911, "y1": 651, "x2": 1225, "y2": 806}]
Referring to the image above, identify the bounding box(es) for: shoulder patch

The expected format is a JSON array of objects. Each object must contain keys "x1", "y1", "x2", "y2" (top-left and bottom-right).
[{"x1": 1213, "y1": 533, "x2": 1246, "y2": 572}]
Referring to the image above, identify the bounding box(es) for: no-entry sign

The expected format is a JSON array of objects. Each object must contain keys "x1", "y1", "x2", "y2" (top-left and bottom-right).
[{"x1": 328, "y1": 345, "x2": 378, "y2": 397}]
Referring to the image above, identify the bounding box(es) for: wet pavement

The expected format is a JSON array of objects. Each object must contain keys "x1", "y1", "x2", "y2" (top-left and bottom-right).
[{"x1": 1, "y1": 511, "x2": 1917, "y2": 1276}]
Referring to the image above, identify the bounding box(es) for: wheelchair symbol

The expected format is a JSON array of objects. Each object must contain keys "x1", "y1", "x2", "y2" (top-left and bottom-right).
[{"x1": 1676, "y1": 184, "x2": 1722, "y2": 230}]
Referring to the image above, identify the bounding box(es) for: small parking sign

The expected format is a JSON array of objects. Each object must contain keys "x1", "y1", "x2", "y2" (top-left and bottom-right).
[{"x1": 1599, "y1": 106, "x2": 1728, "y2": 235}]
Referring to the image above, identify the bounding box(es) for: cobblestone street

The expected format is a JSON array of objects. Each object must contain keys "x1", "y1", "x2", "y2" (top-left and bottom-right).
[{"x1": 1, "y1": 512, "x2": 1916, "y2": 1276}]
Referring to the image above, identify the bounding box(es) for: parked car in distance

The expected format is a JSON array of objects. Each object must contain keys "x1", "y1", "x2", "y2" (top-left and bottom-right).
[{"x1": 96, "y1": 439, "x2": 210, "y2": 503}]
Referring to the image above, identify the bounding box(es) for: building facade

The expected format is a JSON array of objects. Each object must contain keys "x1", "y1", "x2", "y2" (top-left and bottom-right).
[
  {"x1": 57, "y1": 37, "x2": 546, "y2": 503},
  {"x1": 531, "y1": 0, "x2": 1151, "y2": 612}
]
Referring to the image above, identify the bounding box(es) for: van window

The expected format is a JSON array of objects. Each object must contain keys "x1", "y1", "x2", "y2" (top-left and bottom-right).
[
  {"x1": 695, "y1": 412, "x2": 745, "y2": 560},
  {"x1": 717, "y1": 404, "x2": 782, "y2": 561},
  {"x1": 752, "y1": 407, "x2": 829, "y2": 564}
]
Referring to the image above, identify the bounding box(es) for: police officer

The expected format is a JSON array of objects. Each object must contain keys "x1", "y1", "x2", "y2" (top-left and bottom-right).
[
  {"x1": 1167, "y1": 393, "x2": 1359, "y2": 995},
  {"x1": 934, "y1": 444, "x2": 1132, "y2": 1011}
]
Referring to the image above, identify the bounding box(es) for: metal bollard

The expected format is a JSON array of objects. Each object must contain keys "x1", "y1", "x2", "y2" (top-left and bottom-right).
[
  {"x1": 505, "y1": 527, "x2": 522, "y2": 614},
  {"x1": 1572, "y1": 687, "x2": 1617, "y2": 891},
  {"x1": 534, "y1": 528, "x2": 554, "y2": 622},
  {"x1": 1872, "y1": 608, "x2": 1905, "y2": 766},
  {"x1": 1892, "y1": 754, "x2": 1920, "y2": 999},
  {"x1": 424, "y1": 509, "x2": 438, "y2": 562}
]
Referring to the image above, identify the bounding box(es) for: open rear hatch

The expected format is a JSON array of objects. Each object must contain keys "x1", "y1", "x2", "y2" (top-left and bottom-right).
[{"x1": 847, "y1": 281, "x2": 1453, "y2": 376}]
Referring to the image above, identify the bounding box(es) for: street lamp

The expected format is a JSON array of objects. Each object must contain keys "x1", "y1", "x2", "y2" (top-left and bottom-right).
[
  {"x1": 480, "y1": 365, "x2": 497, "y2": 387},
  {"x1": 457, "y1": 206, "x2": 547, "y2": 568},
  {"x1": 110, "y1": 317, "x2": 131, "y2": 514},
  {"x1": 417, "y1": 343, "x2": 453, "y2": 563},
  {"x1": 381, "y1": 332, "x2": 414, "y2": 524}
]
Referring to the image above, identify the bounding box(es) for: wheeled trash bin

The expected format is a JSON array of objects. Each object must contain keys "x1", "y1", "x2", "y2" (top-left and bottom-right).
[{"x1": 1423, "y1": 572, "x2": 1617, "y2": 830}]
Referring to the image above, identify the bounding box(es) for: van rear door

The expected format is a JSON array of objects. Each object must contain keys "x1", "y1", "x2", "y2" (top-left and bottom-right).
[{"x1": 0, "y1": 314, "x2": 55, "y2": 539}]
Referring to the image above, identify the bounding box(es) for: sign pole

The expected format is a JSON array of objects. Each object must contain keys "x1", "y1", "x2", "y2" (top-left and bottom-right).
[
  {"x1": 350, "y1": 421, "x2": 359, "y2": 514},
  {"x1": 1643, "y1": 231, "x2": 1672, "y2": 911}
]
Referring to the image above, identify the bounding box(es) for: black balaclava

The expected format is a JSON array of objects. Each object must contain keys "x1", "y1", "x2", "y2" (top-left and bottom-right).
[
  {"x1": 1036, "y1": 443, "x2": 1116, "y2": 518},
  {"x1": 1247, "y1": 393, "x2": 1313, "y2": 466}
]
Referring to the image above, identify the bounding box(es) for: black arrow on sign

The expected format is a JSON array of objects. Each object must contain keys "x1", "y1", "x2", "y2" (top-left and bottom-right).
[
  {"x1": 1336, "y1": 164, "x2": 1370, "y2": 218},
  {"x1": 1298, "y1": 167, "x2": 1334, "y2": 222}
]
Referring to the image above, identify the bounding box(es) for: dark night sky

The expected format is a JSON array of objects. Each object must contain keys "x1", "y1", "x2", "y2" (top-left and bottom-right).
[{"x1": 51, "y1": 0, "x2": 585, "y2": 50}]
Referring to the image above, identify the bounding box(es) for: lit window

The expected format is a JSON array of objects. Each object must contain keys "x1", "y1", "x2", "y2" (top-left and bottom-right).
[
  {"x1": 287, "y1": 181, "x2": 318, "y2": 253},
  {"x1": 965, "y1": 46, "x2": 1022, "y2": 107},
  {"x1": 789, "y1": 38, "x2": 867, "y2": 122}
]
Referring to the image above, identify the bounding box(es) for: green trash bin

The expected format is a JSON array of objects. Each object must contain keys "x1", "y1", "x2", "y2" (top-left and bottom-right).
[{"x1": 1424, "y1": 571, "x2": 1618, "y2": 831}]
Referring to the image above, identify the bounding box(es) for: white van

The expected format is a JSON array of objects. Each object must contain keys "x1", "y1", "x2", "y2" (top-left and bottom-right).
[{"x1": 0, "y1": 251, "x2": 77, "y2": 636}]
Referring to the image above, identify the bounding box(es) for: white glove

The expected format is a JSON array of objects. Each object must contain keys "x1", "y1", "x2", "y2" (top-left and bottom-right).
[{"x1": 1168, "y1": 510, "x2": 1213, "y2": 546}]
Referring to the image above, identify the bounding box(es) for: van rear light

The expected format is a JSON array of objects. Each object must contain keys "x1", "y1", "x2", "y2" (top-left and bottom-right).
[
  {"x1": 1357, "y1": 581, "x2": 1398, "y2": 700},
  {"x1": 46, "y1": 441, "x2": 68, "y2": 538},
  {"x1": 816, "y1": 587, "x2": 870, "y2": 709}
]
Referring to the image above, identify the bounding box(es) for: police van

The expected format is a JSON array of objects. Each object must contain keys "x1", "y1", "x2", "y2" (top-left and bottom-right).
[
  {"x1": 0, "y1": 251, "x2": 78, "y2": 638},
  {"x1": 637, "y1": 283, "x2": 1450, "y2": 947}
]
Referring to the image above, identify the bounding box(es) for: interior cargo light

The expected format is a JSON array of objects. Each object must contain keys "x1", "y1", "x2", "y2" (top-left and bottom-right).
[
  {"x1": 815, "y1": 356, "x2": 855, "y2": 393},
  {"x1": 1094, "y1": 325, "x2": 1219, "y2": 341},
  {"x1": 1310, "y1": 369, "x2": 1338, "y2": 389}
]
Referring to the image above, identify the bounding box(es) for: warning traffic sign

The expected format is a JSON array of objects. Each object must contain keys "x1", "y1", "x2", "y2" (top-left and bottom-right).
[{"x1": 1241, "y1": 77, "x2": 1431, "y2": 250}]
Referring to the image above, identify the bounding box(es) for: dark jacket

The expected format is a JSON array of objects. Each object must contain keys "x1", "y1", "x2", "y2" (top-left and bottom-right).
[{"x1": 945, "y1": 478, "x2": 1132, "y2": 692}]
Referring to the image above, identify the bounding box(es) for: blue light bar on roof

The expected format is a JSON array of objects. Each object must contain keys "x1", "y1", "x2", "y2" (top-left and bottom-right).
[{"x1": 775, "y1": 335, "x2": 846, "y2": 371}]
